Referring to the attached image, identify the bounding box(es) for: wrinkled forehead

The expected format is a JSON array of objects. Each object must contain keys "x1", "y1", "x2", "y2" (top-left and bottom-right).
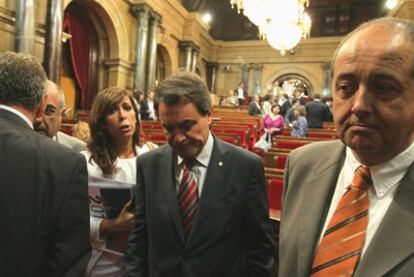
[{"x1": 334, "y1": 24, "x2": 414, "y2": 70}]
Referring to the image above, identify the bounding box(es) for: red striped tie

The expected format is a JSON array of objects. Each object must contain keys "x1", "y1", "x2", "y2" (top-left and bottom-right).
[
  {"x1": 310, "y1": 166, "x2": 371, "y2": 276},
  {"x1": 178, "y1": 159, "x2": 199, "y2": 238}
]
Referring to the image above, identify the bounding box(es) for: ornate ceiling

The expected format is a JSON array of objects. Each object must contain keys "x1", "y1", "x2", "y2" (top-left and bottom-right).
[{"x1": 181, "y1": 0, "x2": 387, "y2": 41}]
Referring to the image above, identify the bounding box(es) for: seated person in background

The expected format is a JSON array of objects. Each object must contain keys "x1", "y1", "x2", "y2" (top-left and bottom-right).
[
  {"x1": 221, "y1": 89, "x2": 239, "y2": 107},
  {"x1": 73, "y1": 121, "x2": 91, "y2": 143},
  {"x1": 291, "y1": 105, "x2": 308, "y2": 137},
  {"x1": 264, "y1": 104, "x2": 284, "y2": 136},
  {"x1": 83, "y1": 87, "x2": 150, "y2": 276},
  {"x1": 248, "y1": 95, "x2": 262, "y2": 115}
]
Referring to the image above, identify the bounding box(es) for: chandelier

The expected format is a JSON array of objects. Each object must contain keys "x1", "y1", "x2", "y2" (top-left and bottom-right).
[{"x1": 231, "y1": 0, "x2": 311, "y2": 55}]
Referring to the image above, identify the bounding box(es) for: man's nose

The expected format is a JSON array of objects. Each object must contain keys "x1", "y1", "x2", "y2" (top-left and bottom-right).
[
  {"x1": 172, "y1": 131, "x2": 186, "y2": 144},
  {"x1": 351, "y1": 85, "x2": 373, "y2": 118}
]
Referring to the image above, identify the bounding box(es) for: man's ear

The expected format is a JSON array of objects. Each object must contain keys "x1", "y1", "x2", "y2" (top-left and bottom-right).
[
  {"x1": 34, "y1": 93, "x2": 48, "y2": 120},
  {"x1": 207, "y1": 109, "x2": 213, "y2": 125}
]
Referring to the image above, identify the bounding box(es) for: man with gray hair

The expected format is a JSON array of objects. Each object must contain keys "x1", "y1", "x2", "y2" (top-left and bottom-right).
[
  {"x1": 34, "y1": 80, "x2": 87, "y2": 152},
  {"x1": 279, "y1": 17, "x2": 414, "y2": 276},
  {"x1": 124, "y1": 70, "x2": 275, "y2": 276},
  {"x1": 0, "y1": 51, "x2": 91, "y2": 276}
]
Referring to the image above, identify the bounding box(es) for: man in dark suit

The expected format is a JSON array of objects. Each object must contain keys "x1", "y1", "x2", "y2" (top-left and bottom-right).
[
  {"x1": 279, "y1": 18, "x2": 414, "y2": 276},
  {"x1": 124, "y1": 71, "x2": 274, "y2": 276},
  {"x1": 139, "y1": 91, "x2": 156, "y2": 120},
  {"x1": 248, "y1": 95, "x2": 262, "y2": 115},
  {"x1": 305, "y1": 94, "x2": 332, "y2": 128},
  {"x1": 0, "y1": 52, "x2": 91, "y2": 276}
]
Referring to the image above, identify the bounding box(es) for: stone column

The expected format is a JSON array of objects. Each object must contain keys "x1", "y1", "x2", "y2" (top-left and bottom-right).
[
  {"x1": 190, "y1": 46, "x2": 199, "y2": 72},
  {"x1": 131, "y1": 4, "x2": 151, "y2": 95},
  {"x1": 43, "y1": 0, "x2": 63, "y2": 83},
  {"x1": 206, "y1": 62, "x2": 218, "y2": 93},
  {"x1": 253, "y1": 63, "x2": 263, "y2": 95},
  {"x1": 240, "y1": 63, "x2": 251, "y2": 95},
  {"x1": 15, "y1": 0, "x2": 35, "y2": 54},
  {"x1": 180, "y1": 41, "x2": 194, "y2": 71},
  {"x1": 322, "y1": 62, "x2": 331, "y2": 96},
  {"x1": 145, "y1": 11, "x2": 161, "y2": 94}
]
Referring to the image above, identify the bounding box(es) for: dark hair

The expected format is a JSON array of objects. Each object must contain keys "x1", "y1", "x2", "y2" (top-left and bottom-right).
[
  {"x1": 154, "y1": 70, "x2": 211, "y2": 116},
  {"x1": 331, "y1": 17, "x2": 414, "y2": 75},
  {"x1": 271, "y1": 104, "x2": 281, "y2": 113},
  {"x1": 88, "y1": 87, "x2": 140, "y2": 176},
  {"x1": 264, "y1": 94, "x2": 273, "y2": 101},
  {"x1": 0, "y1": 52, "x2": 47, "y2": 110}
]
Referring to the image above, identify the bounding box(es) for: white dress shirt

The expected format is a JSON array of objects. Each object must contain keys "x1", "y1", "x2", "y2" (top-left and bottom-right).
[
  {"x1": 176, "y1": 132, "x2": 214, "y2": 196},
  {"x1": 319, "y1": 142, "x2": 414, "y2": 256}
]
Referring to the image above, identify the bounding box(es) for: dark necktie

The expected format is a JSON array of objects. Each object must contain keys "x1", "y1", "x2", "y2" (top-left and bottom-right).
[
  {"x1": 310, "y1": 166, "x2": 371, "y2": 276},
  {"x1": 178, "y1": 158, "x2": 199, "y2": 238}
]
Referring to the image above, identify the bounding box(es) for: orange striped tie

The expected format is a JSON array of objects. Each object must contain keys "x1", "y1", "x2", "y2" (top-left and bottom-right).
[{"x1": 310, "y1": 166, "x2": 371, "y2": 276}]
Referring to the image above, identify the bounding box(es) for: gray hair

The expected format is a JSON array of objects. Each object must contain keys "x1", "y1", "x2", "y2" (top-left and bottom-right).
[
  {"x1": 154, "y1": 70, "x2": 211, "y2": 116},
  {"x1": 47, "y1": 80, "x2": 65, "y2": 109},
  {"x1": 331, "y1": 17, "x2": 414, "y2": 75},
  {"x1": 0, "y1": 52, "x2": 47, "y2": 110}
]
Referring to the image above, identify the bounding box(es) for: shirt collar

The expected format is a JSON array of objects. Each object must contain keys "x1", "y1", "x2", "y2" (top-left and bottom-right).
[
  {"x1": 345, "y1": 142, "x2": 414, "y2": 198},
  {"x1": 0, "y1": 104, "x2": 33, "y2": 129},
  {"x1": 177, "y1": 132, "x2": 214, "y2": 168}
]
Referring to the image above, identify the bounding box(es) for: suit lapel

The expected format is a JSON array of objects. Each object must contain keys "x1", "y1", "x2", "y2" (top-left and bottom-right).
[
  {"x1": 187, "y1": 138, "x2": 228, "y2": 244},
  {"x1": 161, "y1": 147, "x2": 186, "y2": 244},
  {"x1": 297, "y1": 142, "x2": 346, "y2": 276},
  {"x1": 354, "y1": 162, "x2": 414, "y2": 276}
]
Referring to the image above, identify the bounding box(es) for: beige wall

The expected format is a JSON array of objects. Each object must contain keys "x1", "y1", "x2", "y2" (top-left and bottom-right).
[
  {"x1": 215, "y1": 37, "x2": 341, "y2": 96},
  {"x1": 1, "y1": 0, "x2": 412, "y2": 104}
]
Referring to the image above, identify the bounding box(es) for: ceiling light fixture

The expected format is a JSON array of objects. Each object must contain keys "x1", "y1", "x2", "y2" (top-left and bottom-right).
[{"x1": 231, "y1": 0, "x2": 312, "y2": 55}]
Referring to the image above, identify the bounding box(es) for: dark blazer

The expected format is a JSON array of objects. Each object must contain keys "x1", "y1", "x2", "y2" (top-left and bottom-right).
[
  {"x1": 305, "y1": 100, "x2": 332, "y2": 128},
  {"x1": 124, "y1": 137, "x2": 275, "y2": 277},
  {"x1": 139, "y1": 98, "x2": 152, "y2": 120},
  {"x1": 248, "y1": 101, "x2": 261, "y2": 116},
  {"x1": 0, "y1": 109, "x2": 91, "y2": 277},
  {"x1": 279, "y1": 140, "x2": 414, "y2": 277}
]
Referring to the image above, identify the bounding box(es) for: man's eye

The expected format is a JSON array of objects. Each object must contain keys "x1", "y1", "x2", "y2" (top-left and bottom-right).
[
  {"x1": 336, "y1": 81, "x2": 355, "y2": 96},
  {"x1": 374, "y1": 83, "x2": 394, "y2": 94},
  {"x1": 163, "y1": 126, "x2": 174, "y2": 133},
  {"x1": 45, "y1": 108, "x2": 56, "y2": 116},
  {"x1": 180, "y1": 122, "x2": 194, "y2": 131}
]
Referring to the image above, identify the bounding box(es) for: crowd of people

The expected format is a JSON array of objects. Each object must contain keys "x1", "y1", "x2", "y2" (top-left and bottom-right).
[{"x1": 1, "y1": 16, "x2": 414, "y2": 277}]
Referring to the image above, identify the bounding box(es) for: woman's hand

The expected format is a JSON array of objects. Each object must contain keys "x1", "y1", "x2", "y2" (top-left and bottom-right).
[{"x1": 99, "y1": 200, "x2": 136, "y2": 236}]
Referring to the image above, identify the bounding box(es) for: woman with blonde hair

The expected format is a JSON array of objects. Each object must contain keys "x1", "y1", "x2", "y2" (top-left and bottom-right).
[
  {"x1": 291, "y1": 105, "x2": 308, "y2": 137},
  {"x1": 83, "y1": 87, "x2": 150, "y2": 276}
]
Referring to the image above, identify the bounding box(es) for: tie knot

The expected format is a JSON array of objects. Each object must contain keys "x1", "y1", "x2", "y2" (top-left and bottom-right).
[
  {"x1": 352, "y1": 166, "x2": 372, "y2": 189},
  {"x1": 182, "y1": 158, "x2": 197, "y2": 170}
]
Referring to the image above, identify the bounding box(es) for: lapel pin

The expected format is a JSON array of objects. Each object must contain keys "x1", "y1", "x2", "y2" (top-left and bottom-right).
[{"x1": 218, "y1": 162, "x2": 223, "y2": 166}]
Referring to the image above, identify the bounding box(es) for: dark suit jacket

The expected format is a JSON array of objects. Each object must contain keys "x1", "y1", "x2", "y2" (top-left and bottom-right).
[
  {"x1": 124, "y1": 137, "x2": 275, "y2": 277},
  {"x1": 140, "y1": 99, "x2": 152, "y2": 120},
  {"x1": 0, "y1": 109, "x2": 91, "y2": 277},
  {"x1": 279, "y1": 140, "x2": 414, "y2": 277},
  {"x1": 305, "y1": 100, "x2": 332, "y2": 128},
  {"x1": 248, "y1": 101, "x2": 261, "y2": 116}
]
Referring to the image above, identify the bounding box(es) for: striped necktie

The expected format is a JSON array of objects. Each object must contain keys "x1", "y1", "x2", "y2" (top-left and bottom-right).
[
  {"x1": 310, "y1": 166, "x2": 371, "y2": 276},
  {"x1": 178, "y1": 158, "x2": 199, "y2": 238}
]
